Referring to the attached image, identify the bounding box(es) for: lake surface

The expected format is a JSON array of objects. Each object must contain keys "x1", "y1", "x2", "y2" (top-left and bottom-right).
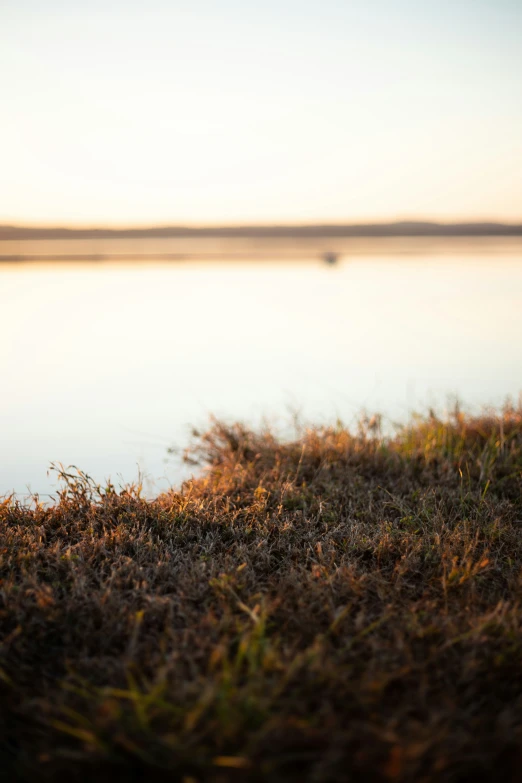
[{"x1": 1, "y1": 237, "x2": 522, "y2": 498}]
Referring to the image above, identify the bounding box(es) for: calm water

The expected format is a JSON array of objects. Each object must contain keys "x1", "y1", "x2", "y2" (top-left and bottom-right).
[{"x1": 1, "y1": 237, "x2": 522, "y2": 498}]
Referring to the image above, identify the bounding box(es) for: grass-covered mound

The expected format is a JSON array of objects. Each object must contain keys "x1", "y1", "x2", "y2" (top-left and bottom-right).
[{"x1": 1, "y1": 407, "x2": 522, "y2": 782}]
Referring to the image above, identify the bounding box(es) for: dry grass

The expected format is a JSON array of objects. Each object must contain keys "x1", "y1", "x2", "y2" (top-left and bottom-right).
[{"x1": 1, "y1": 405, "x2": 522, "y2": 782}]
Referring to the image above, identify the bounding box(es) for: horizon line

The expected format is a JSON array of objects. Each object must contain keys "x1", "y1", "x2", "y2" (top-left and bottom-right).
[
  {"x1": 2, "y1": 219, "x2": 522, "y2": 240},
  {"x1": 2, "y1": 217, "x2": 522, "y2": 230}
]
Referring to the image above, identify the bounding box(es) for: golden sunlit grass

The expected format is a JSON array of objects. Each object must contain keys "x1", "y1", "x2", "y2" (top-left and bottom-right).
[{"x1": 1, "y1": 404, "x2": 522, "y2": 781}]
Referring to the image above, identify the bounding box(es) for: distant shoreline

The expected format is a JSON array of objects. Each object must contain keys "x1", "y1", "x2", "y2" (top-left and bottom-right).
[{"x1": 2, "y1": 220, "x2": 522, "y2": 241}]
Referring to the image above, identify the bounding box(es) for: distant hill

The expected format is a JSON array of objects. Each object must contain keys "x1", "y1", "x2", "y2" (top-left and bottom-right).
[{"x1": 1, "y1": 221, "x2": 522, "y2": 240}]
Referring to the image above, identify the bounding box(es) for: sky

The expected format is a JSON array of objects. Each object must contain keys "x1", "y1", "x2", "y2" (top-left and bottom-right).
[{"x1": 1, "y1": 0, "x2": 521, "y2": 225}]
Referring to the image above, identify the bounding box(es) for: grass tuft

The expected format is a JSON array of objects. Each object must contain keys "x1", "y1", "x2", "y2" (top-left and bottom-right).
[{"x1": 1, "y1": 404, "x2": 522, "y2": 781}]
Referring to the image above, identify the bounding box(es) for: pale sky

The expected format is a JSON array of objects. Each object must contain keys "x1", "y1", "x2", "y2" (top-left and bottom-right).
[{"x1": 1, "y1": 0, "x2": 521, "y2": 225}]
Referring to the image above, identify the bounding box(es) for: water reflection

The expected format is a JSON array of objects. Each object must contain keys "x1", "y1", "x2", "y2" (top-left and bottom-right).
[{"x1": 1, "y1": 240, "x2": 521, "y2": 497}]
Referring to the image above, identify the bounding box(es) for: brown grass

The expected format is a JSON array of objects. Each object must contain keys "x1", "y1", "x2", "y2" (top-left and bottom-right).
[{"x1": 1, "y1": 404, "x2": 522, "y2": 782}]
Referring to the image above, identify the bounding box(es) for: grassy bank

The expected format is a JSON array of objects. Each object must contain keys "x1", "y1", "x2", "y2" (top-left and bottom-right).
[{"x1": 1, "y1": 406, "x2": 522, "y2": 782}]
